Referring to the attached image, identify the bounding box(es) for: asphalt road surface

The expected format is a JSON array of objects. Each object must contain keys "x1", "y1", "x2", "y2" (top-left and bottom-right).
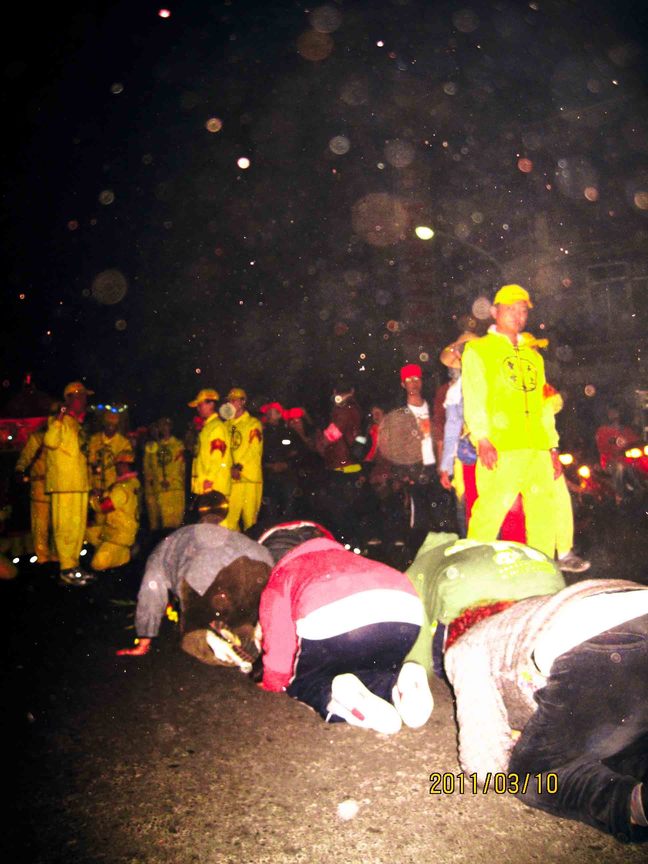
[{"x1": 4, "y1": 503, "x2": 648, "y2": 864}]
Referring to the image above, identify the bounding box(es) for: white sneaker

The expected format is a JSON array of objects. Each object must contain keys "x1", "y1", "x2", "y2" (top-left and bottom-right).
[
  {"x1": 327, "y1": 673, "x2": 402, "y2": 735},
  {"x1": 391, "y1": 662, "x2": 434, "y2": 729}
]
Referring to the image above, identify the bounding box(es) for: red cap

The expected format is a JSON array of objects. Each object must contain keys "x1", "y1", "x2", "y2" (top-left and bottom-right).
[
  {"x1": 260, "y1": 402, "x2": 284, "y2": 415},
  {"x1": 400, "y1": 363, "x2": 422, "y2": 382},
  {"x1": 283, "y1": 407, "x2": 305, "y2": 421}
]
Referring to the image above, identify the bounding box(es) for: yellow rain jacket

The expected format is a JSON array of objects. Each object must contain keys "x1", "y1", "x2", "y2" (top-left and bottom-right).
[
  {"x1": 88, "y1": 431, "x2": 134, "y2": 493},
  {"x1": 87, "y1": 474, "x2": 140, "y2": 570},
  {"x1": 44, "y1": 414, "x2": 90, "y2": 492},
  {"x1": 462, "y1": 329, "x2": 559, "y2": 452},
  {"x1": 143, "y1": 436, "x2": 185, "y2": 529},
  {"x1": 224, "y1": 411, "x2": 263, "y2": 531},
  {"x1": 191, "y1": 413, "x2": 232, "y2": 497},
  {"x1": 16, "y1": 429, "x2": 48, "y2": 503}
]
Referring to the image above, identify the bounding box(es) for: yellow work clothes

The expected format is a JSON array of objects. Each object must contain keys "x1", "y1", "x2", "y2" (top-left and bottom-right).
[
  {"x1": 553, "y1": 473, "x2": 574, "y2": 558},
  {"x1": 462, "y1": 330, "x2": 559, "y2": 451},
  {"x1": 44, "y1": 414, "x2": 90, "y2": 570},
  {"x1": 143, "y1": 441, "x2": 162, "y2": 530},
  {"x1": 191, "y1": 413, "x2": 232, "y2": 498},
  {"x1": 142, "y1": 437, "x2": 186, "y2": 529},
  {"x1": 223, "y1": 411, "x2": 263, "y2": 531},
  {"x1": 44, "y1": 414, "x2": 90, "y2": 493},
  {"x1": 468, "y1": 450, "x2": 557, "y2": 557},
  {"x1": 88, "y1": 431, "x2": 133, "y2": 493},
  {"x1": 87, "y1": 474, "x2": 140, "y2": 570},
  {"x1": 15, "y1": 429, "x2": 54, "y2": 562}
]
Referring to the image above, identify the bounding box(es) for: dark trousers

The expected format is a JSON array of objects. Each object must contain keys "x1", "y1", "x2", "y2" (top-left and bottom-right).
[
  {"x1": 509, "y1": 612, "x2": 648, "y2": 843},
  {"x1": 286, "y1": 622, "x2": 420, "y2": 721},
  {"x1": 311, "y1": 469, "x2": 373, "y2": 545},
  {"x1": 407, "y1": 466, "x2": 457, "y2": 552}
]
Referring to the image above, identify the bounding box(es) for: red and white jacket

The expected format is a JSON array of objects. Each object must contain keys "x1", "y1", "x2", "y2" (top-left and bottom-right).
[{"x1": 259, "y1": 537, "x2": 423, "y2": 691}]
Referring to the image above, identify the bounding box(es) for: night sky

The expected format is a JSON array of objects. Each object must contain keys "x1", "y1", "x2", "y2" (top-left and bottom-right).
[{"x1": 3, "y1": 0, "x2": 648, "y2": 427}]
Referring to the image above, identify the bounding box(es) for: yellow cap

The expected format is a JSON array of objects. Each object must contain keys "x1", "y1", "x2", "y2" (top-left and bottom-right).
[
  {"x1": 115, "y1": 450, "x2": 135, "y2": 463},
  {"x1": 493, "y1": 284, "x2": 533, "y2": 308},
  {"x1": 188, "y1": 388, "x2": 219, "y2": 408},
  {"x1": 64, "y1": 381, "x2": 94, "y2": 397},
  {"x1": 227, "y1": 387, "x2": 247, "y2": 400}
]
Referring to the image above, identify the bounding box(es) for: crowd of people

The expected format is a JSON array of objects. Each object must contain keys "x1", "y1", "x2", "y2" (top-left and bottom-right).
[{"x1": 6, "y1": 283, "x2": 648, "y2": 844}]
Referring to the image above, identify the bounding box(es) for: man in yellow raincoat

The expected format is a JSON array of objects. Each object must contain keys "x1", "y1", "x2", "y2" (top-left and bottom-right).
[
  {"x1": 88, "y1": 410, "x2": 133, "y2": 497},
  {"x1": 15, "y1": 410, "x2": 57, "y2": 563},
  {"x1": 86, "y1": 450, "x2": 140, "y2": 570},
  {"x1": 223, "y1": 387, "x2": 263, "y2": 532},
  {"x1": 189, "y1": 388, "x2": 232, "y2": 501},
  {"x1": 461, "y1": 285, "x2": 561, "y2": 558},
  {"x1": 44, "y1": 381, "x2": 92, "y2": 585},
  {"x1": 143, "y1": 422, "x2": 162, "y2": 531},
  {"x1": 143, "y1": 417, "x2": 185, "y2": 530}
]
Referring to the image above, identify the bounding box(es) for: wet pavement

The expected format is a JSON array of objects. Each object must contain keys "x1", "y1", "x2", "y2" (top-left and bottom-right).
[{"x1": 4, "y1": 503, "x2": 648, "y2": 864}]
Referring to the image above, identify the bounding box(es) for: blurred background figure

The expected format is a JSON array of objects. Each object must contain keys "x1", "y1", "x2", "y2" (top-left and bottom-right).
[
  {"x1": 14, "y1": 401, "x2": 61, "y2": 564},
  {"x1": 142, "y1": 417, "x2": 185, "y2": 532}
]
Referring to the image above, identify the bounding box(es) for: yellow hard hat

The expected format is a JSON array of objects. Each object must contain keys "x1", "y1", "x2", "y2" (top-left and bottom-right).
[
  {"x1": 493, "y1": 284, "x2": 533, "y2": 307},
  {"x1": 64, "y1": 381, "x2": 94, "y2": 398},
  {"x1": 227, "y1": 387, "x2": 247, "y2": 400},
  {"x1": 188, "y1": 388, "x2": 219, "y2": 408}
]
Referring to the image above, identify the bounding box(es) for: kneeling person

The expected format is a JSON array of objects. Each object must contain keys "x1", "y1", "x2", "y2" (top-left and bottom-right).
[
  {"x1": 258, "y1": 522, "x2": 434, "y2": 735},
  {"x1": 87, "y1": 451, "x2": 140, "y2": 571},
  {"x1": 117, "y1": 492, "x2": 273, "y2": 666}
]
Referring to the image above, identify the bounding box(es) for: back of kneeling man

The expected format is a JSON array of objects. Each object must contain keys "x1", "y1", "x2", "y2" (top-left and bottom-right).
[{"x1": 257, "y1": 521, "x2": 434, "y2": 735}]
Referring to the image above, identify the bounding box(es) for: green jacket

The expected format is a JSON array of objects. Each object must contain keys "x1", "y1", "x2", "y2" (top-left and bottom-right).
[{"x1": 403, "y1": 533, "x2": 566, "y2": 674}]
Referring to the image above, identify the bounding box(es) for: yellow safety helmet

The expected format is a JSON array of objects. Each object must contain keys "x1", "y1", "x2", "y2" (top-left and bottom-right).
[
  {"x1": 188, "y1": 388, "x2": 220, "y2": 408},
  {"x1": 227, "y1": 387, "x2": 247, "y2": 401},
  {"x1": 64, "y1": 381, "x2": 94, "y2": 398},
  {"x1": 492, "y1": 284, "x2": 533, "y2": 307}
]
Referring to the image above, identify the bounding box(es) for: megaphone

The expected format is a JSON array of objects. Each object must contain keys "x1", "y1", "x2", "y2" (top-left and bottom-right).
[{"x1": 219, "y1": 402, "x2": 236, "y2": 420}]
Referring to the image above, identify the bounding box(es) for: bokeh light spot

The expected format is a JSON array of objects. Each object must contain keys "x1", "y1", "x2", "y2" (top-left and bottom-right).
[
  {"x1": 329, "y1": 135, "x2": 350, "y2": 155},
  {"x1": 237, "y1": 157, "x2": 251, "y2": 169},
  {"x1": 415, "y1": 226, "x2": 434, "y2": 240},
  {"x1": 115, "y1": 319, "x2": 127, "y2": 331},
  {"x1": 91, "y1": 269, "x2": 128, "y2": 305},
  {"x1": 584, "y1": 385, "x2": 596, "y2": 397},
  {"x1": 584, "y1": 186, "x2": 599, "y2": 202},
  {"x1": 110, "y1": 83, "x2": 124, "y2": 95},
  {"x1": 297, "y1": 29, "x2": 334, "y2": 61},
  {"x1": 452, "y1": 9, "x2": 480, "y2": 33},
  {"x1": 158, "y1": 9, "x2": 171, "y2": 19},
  {"x1": 309, "y1": 4, "x2": 342, "y2": 33},
  {"x1": 206, "y1": 117, "x2": 223, "y2": 133},
  {"x1": 634, "y1": 191, "x2": 648, "y2": 210},
  {"x1": 517, "y1": 158, "x2": 533, "y2": 173},
  {"x1": 98, "y1": 189, "x2": 115, "y2": 206},
  {"x1": 472, "y1": 297, "x2": 492, "y2": 319},
  {"x1": 384, "y1": 139, "x2": 415, "y2": 168}
]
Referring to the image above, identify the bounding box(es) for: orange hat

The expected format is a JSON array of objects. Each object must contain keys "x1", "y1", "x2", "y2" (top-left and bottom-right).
[
  {"x1": 400, "y1": 363, "x2": 422, "y2": 382},
  {"x1": 115, "y1": 450, "x2": 135, "y2": 463},
  {"x1": 64, "y1": 381, "x2": 94, "y2": 398},
  {"x1": 188, "y1": 388, "x2": 219, "y2": 408},
  {"x1": 439, "y1": 332, "x2": 479, "y2": 369},
  {"x1": 493, "y1": 284, "x2": 533, "y2": 307}
]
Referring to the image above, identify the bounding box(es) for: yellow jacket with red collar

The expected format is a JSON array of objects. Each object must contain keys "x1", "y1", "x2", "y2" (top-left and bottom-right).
[
  {"x1": 226, "y1": 411, "x2": 263, "y2": 483},
  {"x1": 191, "y1": 413, "x2": 232, "y2": 496}
]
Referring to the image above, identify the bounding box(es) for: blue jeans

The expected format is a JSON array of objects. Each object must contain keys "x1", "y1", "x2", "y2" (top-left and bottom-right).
[
  {"x1": 286, "y1": 622, "x2": 420, "y2": 720},
  {"x1": 509, "y1": 612, "x2": 648, "y2": 842}
]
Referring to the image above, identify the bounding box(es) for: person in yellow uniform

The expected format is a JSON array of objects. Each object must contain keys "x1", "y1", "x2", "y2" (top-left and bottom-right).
[
  {"x1": 142, "y1": 421, "x2": 162, "y2": 531},
  {"x1": 149, "y1": 417, "x2": 185, "y2": 529},
  {"x1": 189, "y1": 388, "x2": 232, "y2": 502},
  {"x1": 88, "y1": 410, "x2": 133, "y2": 497},
  {"x1": 15, "y1": 408, "x2": 58, "y2": 563},
  {"x1": 461, "y1": 285, "x2": 562, "y2": 558},
  {"x1": 223, "y1": 387, "x2": 263, "y2": 532},
  {"x1": 86, "y1": 451, "x2": 140, "y2": 570},
  {"x1": 44, "y1": 381, "x2": 93, "y2": 585}
]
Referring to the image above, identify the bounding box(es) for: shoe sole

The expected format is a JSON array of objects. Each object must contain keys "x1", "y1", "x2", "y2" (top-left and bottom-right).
[
  {"x1": 392, "y1": 663, "x2": 434, "y2": 728},
  {"x1": 329, "y1": 673, "x2": 402, "y2": 735}
]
